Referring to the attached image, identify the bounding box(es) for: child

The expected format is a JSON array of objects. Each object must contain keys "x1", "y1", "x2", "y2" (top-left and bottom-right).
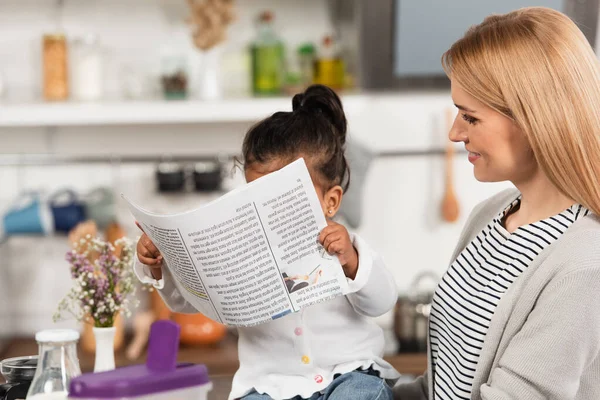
[{"x1": 135, "y1": 85, "x2": 400, "y2": 400}]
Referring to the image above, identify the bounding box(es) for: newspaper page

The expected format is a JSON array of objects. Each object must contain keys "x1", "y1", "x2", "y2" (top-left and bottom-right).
[{"x1": 124, "y1": 158, "x2": 350, "y2": 327}]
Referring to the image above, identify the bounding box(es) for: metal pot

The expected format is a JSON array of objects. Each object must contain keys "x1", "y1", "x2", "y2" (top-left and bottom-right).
[
  {"x1": 0, "y1": 355, "x2": 38, "y2": 400},
  {"x1": 193, "y1": 160, "x2": 222, "y2": 192},
  {"x1": 394, "y1": 271, "x2": 439, "y2": 353}
]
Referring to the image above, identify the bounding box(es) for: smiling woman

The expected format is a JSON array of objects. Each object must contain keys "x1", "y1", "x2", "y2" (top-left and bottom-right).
[
  {"x1": 394, "y1": 6, "x2": 600, "y2": 400},
  {"x1": 443, "y1": 8, "x2": 600, "y2": 215},
  {"x1": 447, "y1": 84, "x2": 535, "y2": 186}
]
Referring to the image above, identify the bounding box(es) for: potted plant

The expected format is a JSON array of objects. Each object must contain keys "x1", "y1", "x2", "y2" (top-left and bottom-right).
[{"x1": 54, "y1": 230, "x2": 143, "y2": 372}]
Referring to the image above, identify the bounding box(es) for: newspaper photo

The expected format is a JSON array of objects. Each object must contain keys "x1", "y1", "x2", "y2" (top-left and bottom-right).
[{"x1": 123, "y1": 158, "x2": 350, "y2": 327}]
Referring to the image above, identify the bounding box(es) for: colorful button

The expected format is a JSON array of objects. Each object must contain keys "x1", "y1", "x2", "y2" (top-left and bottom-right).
[
  {"x1": 294, "y1": 327, "x2": 303, "y2": 336},
  {"x1": 301, "y1": 355, "x2": 310, "y2": 364},
  {"x1": 314, "y1": 375, "x2": 323, "y2": 384}
]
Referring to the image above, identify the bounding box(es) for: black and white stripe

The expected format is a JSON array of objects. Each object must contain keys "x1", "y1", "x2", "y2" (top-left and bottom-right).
[{"x1": 430, "y1": 198, "x2": 590, "y2": 399}]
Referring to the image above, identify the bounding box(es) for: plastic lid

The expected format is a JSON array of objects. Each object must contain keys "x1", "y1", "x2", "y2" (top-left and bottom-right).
[
  {"x1": 156, "y1": 162, "x2": 182, "y2": 174},
  {"x1": 69, "y1": 321, "x2": 210, "y2": 398},
  {"x1": 36, "y1": 329, "x2": 80, "y2": 343}
]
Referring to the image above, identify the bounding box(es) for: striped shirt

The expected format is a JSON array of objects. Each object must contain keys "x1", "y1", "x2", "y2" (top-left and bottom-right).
[{"x1": 430, "y1": 197, "x2": 590, "y2": 399}]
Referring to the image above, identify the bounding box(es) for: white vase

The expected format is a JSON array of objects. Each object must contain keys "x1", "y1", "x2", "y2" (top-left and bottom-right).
[
  {"x1": 196, "y1": 46, "x2": 222, "y2": 101},
  {"x1": 93, "y1": 326, "x2": 116, "y2": 372}
]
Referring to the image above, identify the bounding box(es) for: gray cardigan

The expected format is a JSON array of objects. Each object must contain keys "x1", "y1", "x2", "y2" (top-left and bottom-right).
[{"x1": 393, "y1": 189, "x2": 600, "y2": 400}]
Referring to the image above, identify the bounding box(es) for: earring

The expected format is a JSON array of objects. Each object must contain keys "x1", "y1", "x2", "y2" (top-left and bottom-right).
[{"x1": 328, "y1": 209, "x2": 333, "y2": 214}]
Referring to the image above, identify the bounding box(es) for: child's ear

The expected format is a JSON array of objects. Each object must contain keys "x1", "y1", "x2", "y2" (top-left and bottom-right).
[{"x1": 323, "y1": 185, "x2": 343, "y2": 217}]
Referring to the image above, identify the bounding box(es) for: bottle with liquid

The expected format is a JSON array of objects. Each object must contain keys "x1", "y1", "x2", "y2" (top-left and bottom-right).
[
  {"x1": 250, "y1": 11, "x2": 285, "y2": 96},
  {"x1": 26, "y1": 329, "x2": 81, "y2": 400},
  {"x1": 297, "y1": 43, "x2": 316, "y2": 88},
  {"x1": 313, "y1": 35, "x2": 345, "y2": 90}
]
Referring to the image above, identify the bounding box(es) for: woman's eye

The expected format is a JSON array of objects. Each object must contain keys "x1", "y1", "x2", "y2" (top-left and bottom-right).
[{"x1": 461, "y1": 113, "x2": 478, "y2": 125}]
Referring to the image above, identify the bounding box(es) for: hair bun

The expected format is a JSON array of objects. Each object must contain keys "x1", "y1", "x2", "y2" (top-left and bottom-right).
[
  {"x1": 292, "y1": 93, "x2": 305, "y2": 111},
  {"x1": 292, "y1": 84, "x2": 347, "y2": 143}
]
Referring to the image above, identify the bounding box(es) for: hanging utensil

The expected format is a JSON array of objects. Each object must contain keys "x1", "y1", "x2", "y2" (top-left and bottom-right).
[{"x1": 441, "y1": 108, "x2": 460, "y2": 223}]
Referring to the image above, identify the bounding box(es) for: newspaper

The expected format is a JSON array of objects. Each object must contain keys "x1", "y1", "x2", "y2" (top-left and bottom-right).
[{"x1": 123, "y1": 158, "x2": 350, "y2": 327}]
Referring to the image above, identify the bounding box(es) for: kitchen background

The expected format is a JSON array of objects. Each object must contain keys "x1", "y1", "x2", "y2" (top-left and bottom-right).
[{"x1": 0, "y1": 0, "x2": 596, "y2": 385}]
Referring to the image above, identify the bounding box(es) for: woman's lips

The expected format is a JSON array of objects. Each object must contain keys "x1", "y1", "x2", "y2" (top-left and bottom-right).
[{"x1": 468, "y1": 151, "x2": 481, "y2": 163}]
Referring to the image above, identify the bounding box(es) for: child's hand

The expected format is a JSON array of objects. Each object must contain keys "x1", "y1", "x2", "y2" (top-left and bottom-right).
[
  {"x1": 136, "y1": 222, "x2": 163, "y2": 280},
  {"x1": 318, "y1": 220, "x2": 359, "y2": 280}
]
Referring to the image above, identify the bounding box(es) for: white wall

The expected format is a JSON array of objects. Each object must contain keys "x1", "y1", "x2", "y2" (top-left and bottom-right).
[{"x1": 0, "y1": 1, "x2": 514, "y2": 337}]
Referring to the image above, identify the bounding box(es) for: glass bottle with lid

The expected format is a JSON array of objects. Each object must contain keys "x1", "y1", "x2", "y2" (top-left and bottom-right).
[
  {"x1": 313, "y1": 35, "x2": 345, "y2": 90},
  {"x1": 26, "y1": 329, "x2": 81, "y2": 400},
  {"x1": 250, "y1": 10, "x2": 285, "y2": 96}
]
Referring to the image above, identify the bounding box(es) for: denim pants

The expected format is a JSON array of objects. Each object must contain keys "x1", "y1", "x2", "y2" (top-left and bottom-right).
[{"x1": 240, "y1": 369, "x2": 393, "y2": 400}]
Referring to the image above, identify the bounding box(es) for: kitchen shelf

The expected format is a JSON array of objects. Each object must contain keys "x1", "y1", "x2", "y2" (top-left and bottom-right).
[
  {"x1": 0, "y1": 98, "x2": 290, "y2": 127},
  {"x1": 0, "y1": 95, "x2": 371, "y2": 127}
]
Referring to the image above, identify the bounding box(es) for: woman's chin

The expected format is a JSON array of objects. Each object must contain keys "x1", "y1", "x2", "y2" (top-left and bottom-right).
[{"x1": 473, "y1": 167, "x2": 502, "y2": 183}]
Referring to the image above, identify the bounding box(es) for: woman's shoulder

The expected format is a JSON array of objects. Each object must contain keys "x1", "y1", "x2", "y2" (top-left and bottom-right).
[{"x1": 549, "y1": 213, "x2": 600, "y2": 275}]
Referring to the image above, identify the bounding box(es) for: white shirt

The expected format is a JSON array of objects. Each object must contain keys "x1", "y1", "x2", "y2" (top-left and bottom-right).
[
  {"x1": 135, "y1": 233, "x2": 400, "y2": 400},
  {"x1": 430, "y1": 198, "x2": 590, "y2": 399}
]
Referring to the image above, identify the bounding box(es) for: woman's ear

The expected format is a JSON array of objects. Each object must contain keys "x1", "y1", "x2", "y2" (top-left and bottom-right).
[{"x1": 322, "y1": 185, "x2": 343, "y2": 217}]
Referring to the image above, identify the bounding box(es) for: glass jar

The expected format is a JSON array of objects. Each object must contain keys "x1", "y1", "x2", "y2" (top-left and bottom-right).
[
  {"x1": 26, "y1": 329, "x2": 81, "y2": 400},
  {"x1": 160, "y1": 54, "x2": 188, "y2": 100},
  {"x1": 43, "y1": 34, "x2": 69, "y2": 101},
  {"x1": 71, "y1": 34, "x2": 103, "y2": 101}
]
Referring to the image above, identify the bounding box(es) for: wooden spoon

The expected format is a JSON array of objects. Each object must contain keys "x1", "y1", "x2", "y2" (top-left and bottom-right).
[{"x1": 441, "y1": 108, "x2": 460, "y2": 223}]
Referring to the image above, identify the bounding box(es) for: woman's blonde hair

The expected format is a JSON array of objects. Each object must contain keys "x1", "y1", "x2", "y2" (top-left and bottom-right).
[{"x1": 443, "y1": 7, "x2": 600, "y2": 215}]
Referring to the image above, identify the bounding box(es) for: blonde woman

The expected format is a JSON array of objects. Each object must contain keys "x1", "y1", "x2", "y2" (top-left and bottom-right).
[{"x1": 394, "y1": 7, "x2": 600, "y2": 400}]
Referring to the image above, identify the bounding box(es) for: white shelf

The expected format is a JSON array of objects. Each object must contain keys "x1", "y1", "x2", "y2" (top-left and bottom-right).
[
  {"x1": 0, "y1": 97, "x2": 295, "y2": 127},
  {"x1": 0, "y1": 94, "x2": 376, "y2": 127}
]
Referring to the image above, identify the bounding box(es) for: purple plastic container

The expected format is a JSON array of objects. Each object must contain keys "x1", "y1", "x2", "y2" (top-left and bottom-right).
[{"x1": 69, "y1": 321, "x2": 211, "y2": 399}]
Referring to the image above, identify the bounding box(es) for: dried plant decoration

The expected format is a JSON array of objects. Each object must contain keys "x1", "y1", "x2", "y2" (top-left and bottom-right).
[{"x1": 187, "y1": 0, "x2": 236, "y2": 50}]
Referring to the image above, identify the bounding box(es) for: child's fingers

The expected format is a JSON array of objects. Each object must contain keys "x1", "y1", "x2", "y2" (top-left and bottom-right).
[
  {"x1": 135, "y1": 221, "x2": 145, "y2": 233},
  {"x1": 327, "y1": 240, "x2": 345, "y2": 255},
  {"x1": 318, "y1": 224, "x2": 342, "y2": 244},
  {"x1": 318, "y1": 227, "x2": 331, "y2": 244},
  {"x1": 139, "y1": 234, "x2": 161, "y2": 257},
  {"x1": 137, "y1": 253, "x2": 162, "y2": 266},
  {"x1": 323, "y1": 233, "x2": 342, "y2": 251}
]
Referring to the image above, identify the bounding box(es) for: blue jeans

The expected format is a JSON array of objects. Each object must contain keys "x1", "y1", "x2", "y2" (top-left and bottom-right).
[{"x1": 240, "y1": 369, "x2": 392, "y2": 400}]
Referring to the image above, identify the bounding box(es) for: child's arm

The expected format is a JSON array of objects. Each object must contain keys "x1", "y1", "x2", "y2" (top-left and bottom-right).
[
  {"x1": 134, "y1": 233, "x2": 198, "y2": 314},
  {"x1": 344, "y1": 233, "x2": 398, "y2": 317},
  {"x1": 134, "y1": 259, "x2": 199, "y2": 314},
  {"x1": 319, "y1": 222, "x2": 398, "y2": 317}
]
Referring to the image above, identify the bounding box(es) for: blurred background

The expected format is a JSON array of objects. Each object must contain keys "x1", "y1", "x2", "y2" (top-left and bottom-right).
[{"x1": 0, "y1": 0, "x2": 597, "y2": 391}]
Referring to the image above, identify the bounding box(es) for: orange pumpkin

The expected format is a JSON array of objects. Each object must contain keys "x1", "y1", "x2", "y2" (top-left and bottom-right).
[
  {"x1": 151, "y1": 290, "x2": 226, "y2": 345},
  {"x1": 172, "y1": 312, "x2": 227, "y2": 346}
]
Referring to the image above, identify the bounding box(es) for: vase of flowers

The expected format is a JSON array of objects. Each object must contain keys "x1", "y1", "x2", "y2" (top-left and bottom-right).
[
  {"x1": 54, "y1": 234, "x2": 141, "y2": 372},
  {"x1": 187, "y1": 0, "x2": 236, "y2": 100}
]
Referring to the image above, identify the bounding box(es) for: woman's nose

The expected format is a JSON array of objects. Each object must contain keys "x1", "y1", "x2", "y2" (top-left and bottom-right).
[{"x1": 448, "y1": 118, "x2": 467, "y2": 143}]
